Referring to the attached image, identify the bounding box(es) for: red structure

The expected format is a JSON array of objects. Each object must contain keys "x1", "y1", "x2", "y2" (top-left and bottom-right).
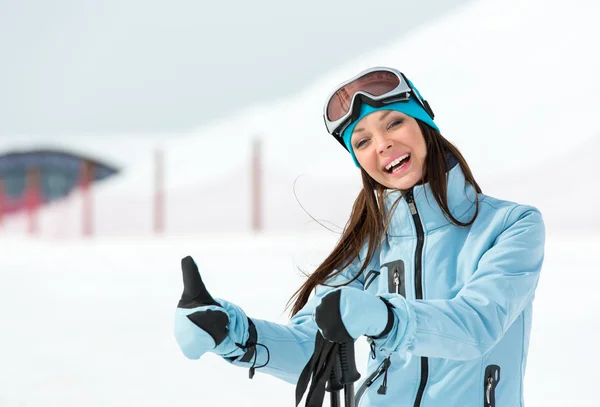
[
  {"x1": 154, "y1": 149, "x2": 164, "y2": 234},
  {"x1": 0, "y1": 143, "x2": 265, "y2": 236},
  {"x1": 79, "y1": 160, "x2": 95, "y2": 237},
  {"x1": 26, "y1": 167, "x2": 41, "y2": 235},
  {"x1": 0, "y1": 150, "x2": 119, "y2": 235},
  {"x1": 0, "y1": 178, "x2": 4, "y2": 226},
  {"x1": 251, "y1": 137, "x2": 262, "y2": 232}
]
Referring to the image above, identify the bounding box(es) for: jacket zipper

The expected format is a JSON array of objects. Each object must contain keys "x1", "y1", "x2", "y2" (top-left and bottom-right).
[
  {"x1": 484, "y1": 365, "x2": 501, "y2": 407},
  {"x1": 385, "y1": 260, "x2": 405, "y2": 297},
  {"x1": 354, "y1": 357, "x2": 392, "y2": 407},
  {"x1": 406, "y1": 190, "x2": 428, "y2": 407}
]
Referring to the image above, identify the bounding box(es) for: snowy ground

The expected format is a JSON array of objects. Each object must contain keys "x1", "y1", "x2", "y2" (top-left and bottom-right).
[{"x1": 0, "y1": 232, "x2": 598, "y2": 406}]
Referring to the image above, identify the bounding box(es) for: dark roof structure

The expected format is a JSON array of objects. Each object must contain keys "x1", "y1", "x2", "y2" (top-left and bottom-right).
[{"x1": 0, "y1": 149, "x2": 120, "y2": 214}]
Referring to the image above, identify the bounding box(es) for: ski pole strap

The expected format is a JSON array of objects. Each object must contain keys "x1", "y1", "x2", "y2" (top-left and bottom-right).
[
  {"x1": 295, "y1": 332, "x2": 335, "y2": 407},
  {"x1": 295, "y1": 333, "x2": 361, "y2": 407}
]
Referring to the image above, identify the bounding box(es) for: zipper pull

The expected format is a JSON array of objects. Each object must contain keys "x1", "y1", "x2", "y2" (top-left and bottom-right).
[
  {"x1": 484, "y1": 365, "x2": 500, "y2": 407},
  {"x1": 485, "y1": 376, "x2": 493, "y2": 406},
  {"x1": 366, "y1": 357, "x2": 390, "y2": 386},
  {"x1": 409, "y1": 202, "x2": 417, "y2": 215},
  {"x1": 405, "y1": 191, "x2": 417, "y2": 215},
  {"x1": 377, "y1": 357, "x2": 391, "y2": 395},
  {"x1": 393, "y1": 268, "x2": 400, "y2": 293}
]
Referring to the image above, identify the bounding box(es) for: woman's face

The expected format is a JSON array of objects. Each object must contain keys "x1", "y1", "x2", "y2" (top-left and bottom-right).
[{"x1": 350, "y1": 110, "x2": 427, "y2": 190}]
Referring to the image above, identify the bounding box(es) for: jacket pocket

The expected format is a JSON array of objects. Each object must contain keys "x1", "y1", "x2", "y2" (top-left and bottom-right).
[
  {"x1": 484, "y1": 365, "x2": 501, "y2": 407},
  {"x1": 364, "y1": 269, "x2": 381, "y2": 290},
  {"x1": 383, "y1": 260, "x2": 405, "y2": 296}
]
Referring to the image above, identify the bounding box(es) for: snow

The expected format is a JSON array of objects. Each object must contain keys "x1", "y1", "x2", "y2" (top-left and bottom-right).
[{"x1": 0, "y1": 233, "x2": 597, "y2": 406}]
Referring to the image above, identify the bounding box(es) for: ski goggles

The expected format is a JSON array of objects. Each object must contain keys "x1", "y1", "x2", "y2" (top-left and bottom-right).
[{"x1": 322, "y1": 67, "x2": 435, "y2": 147}]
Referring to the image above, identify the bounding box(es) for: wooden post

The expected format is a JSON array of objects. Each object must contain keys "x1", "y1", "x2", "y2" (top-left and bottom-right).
[
  {"x1": 26, "y1": 166, "x2": 41, "y2": 235},
  {"x1": 251, "y1": 137, "x2": 262, "y2": 233},
  {"x1": 154, "y1": 148, "x2": 164, "y2": 235},
  {"x1": 0, "y1": 177, "x2": 4, "y2": 226},
  {"x1": 80, "y1": 160, "x2": 94, "y2": 237}
]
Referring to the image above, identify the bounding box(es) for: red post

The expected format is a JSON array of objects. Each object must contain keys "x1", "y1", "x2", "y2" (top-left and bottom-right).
[
  {"x1": 80, "y1": 160, "x2": 94, "y2": 237},
  {"x1": 0, "y1": 178, "x2": 4, "y2": 226},
  {"x1": 251, "y1": 137, "x2": 262, "y2": 232},
  {"x1": 26, "y1": 167, "x2": 41, "y2": 235},
  {"x1": 154, "y1": 148, "x2": 164, "y2": 235}
]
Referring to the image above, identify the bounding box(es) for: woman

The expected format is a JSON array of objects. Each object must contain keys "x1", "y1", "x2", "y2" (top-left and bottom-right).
[{"x1": 174, "y1": 67, "x2": 546, "y2": 407}]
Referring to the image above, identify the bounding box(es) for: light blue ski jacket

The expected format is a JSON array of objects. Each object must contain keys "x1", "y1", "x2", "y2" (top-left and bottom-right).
[{"x1": 228, "y1": 161, "x2": 546, "y2": 407}]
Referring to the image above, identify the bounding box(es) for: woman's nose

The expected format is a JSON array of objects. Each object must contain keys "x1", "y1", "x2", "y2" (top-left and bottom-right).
[{"x1": 377, "y1": 137, "x2": 394, "y2": 155}]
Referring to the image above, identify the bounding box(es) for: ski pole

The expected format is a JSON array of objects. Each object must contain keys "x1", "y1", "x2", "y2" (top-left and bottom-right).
[
  {"x1": 337, "y1": 341, "x2": 360, "y2": 407},
  {"x1": 328, "y1": 364, "x2": 342, "y2": 407}
]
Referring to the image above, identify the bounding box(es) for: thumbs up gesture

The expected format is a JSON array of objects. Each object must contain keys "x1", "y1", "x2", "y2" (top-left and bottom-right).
[{"x1": 174, "y1": 256, "x2": 249, "y2": 360}]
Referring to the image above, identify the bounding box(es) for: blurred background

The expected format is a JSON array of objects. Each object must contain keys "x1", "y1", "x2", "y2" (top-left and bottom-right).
[{"x1": 0, "y1": 0, "x2": 598, "y2": 406}]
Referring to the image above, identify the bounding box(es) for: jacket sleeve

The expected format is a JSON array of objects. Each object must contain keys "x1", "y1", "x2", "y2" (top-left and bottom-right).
[
  {"x1": 225, "y1": 252, "x2": 369, "y2": 384},
  {"x1": 378, "y1": 205, "x2": 545, "y2": 360}
]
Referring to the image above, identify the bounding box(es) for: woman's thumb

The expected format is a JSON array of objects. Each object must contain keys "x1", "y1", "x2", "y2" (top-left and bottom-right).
[{"x1": 178, "y1": 255, "x2": 221, "y2": 308}]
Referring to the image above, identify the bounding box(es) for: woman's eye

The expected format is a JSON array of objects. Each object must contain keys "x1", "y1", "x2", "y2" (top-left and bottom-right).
[
  {"x1": 388, "y1": 119, "x2": 404, "y2": 130},
  {"x1": 355, "y1": 139, "x2": 369, "y2": 149}
]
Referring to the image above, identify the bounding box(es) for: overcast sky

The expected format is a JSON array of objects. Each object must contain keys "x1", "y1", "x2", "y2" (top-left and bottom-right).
[{"x1": 0, "y1": 0, "x2": 473, "y2": 137}]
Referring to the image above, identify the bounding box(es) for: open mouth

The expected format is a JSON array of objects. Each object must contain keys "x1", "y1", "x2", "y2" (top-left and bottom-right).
[{"x1": 385, "y1": 154, "x2": 411, "y2": 174}]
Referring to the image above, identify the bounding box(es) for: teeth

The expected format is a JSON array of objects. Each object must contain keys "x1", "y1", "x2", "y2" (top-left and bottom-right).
[{"x1": 385, "y1": 154, "x2": 410, "y2": 171}]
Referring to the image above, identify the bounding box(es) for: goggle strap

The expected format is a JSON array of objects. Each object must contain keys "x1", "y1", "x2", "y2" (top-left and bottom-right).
[{"x1": 423, "y1": 99, "x2": 435, "y2": 120}]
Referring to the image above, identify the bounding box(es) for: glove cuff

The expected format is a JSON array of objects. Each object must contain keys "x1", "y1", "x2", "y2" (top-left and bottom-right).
[
  {"x1": 236, "y1": 318, "x2": 257, "y2": 363},
  {"x1": 228, "y1": 318, "x2": 271, "y2": 379},
  {"x1": 369, "y1": 297, "x2": 395, "y2": 340}
]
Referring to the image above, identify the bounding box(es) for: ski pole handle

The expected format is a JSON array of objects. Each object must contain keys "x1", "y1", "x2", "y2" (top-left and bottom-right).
[{"x1": 338, "y1": 341, "x2": 360, "y2": 385}]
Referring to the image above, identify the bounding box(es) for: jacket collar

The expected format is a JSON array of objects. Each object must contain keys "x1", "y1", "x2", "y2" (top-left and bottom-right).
[{"x1": 383, "y1": 155, "x2": 478, "y2": 237}]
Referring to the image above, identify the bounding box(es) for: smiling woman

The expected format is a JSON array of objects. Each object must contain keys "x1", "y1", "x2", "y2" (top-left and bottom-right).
[
  {"x1": 172, "y1": 67, "x2": 546, "y2": 407},
  {"x1": 285, "y1": 67, "x2": 545, "y2": 407}
]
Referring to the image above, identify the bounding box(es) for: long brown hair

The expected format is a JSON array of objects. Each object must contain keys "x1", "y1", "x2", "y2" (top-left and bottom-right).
[{"x1": 287, "y1": 121, "x2": 482, "y2": 316}]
